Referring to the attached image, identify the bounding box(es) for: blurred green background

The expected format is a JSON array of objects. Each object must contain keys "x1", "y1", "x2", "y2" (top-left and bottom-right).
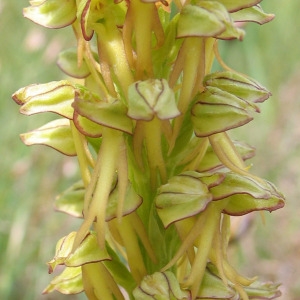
[{"x1": 1, "y1": 0, "x2": 299, "y2": 299}]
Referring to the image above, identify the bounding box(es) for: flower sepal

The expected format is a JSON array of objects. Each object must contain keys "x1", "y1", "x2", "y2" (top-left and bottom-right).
[
  {"x1": 42, "y1": 266, "x2": 83, "y2": 295},
  {"x1": 23, "y1": 0, "x2": 76, "y2": 29},
  {"x1": 231, "y1": 5, "x2": 275, "y2": 25},
  {"x1": 244, "y1": 280, "x2": 282, "y2": 299},
  {"x1": 12, "y1": 80, "x2": 75, "y2": 119},
  {"x1": 203, "y1": 71, "x2": 271, "y2": 104},
  {"x1": 177, "y1": 1, "x2": 244, "y2": 40},
  {"x1": 209, "y1": 172, "x2": 285, "y2": 216},
  {"x1": 54, "y1": 181, "x2": 85, "y2": 218},
  {"x1": 191, "y1": 91, "x2": 253, "y2": 137},
  {"x1": 73, "y1": 96, "x2": 133, "y2": 134},
  {"x1": 20, "y1": 118, "x2": 76, "y2": 156},
  {"x1": 177, "y1": 2, "x2": 226, "y2": 38},
  {"x1": 55, "y1": 177, "x2": 142, "y2": 221},
  {"x1": 155, "y1": 171, "x2": 224, "y2": 228},
  {"x1": 133, "y1": 271, "x2": 190, "y2": 300},
  {"x1": 216, "y1": 0, "x2": 261, "y2": 13},
  {"x1": 57, "y1": 47, "x2": 94, "y2": 79},
  {"x1": 196, "y1": 264, "x2": 237, "y2": 299},
  {"x1": 47, "y1": 231, "x2": 111, "y2": 274},
  {"x1": 196, "y1": 263, "x2": 282, "y2": 299}
]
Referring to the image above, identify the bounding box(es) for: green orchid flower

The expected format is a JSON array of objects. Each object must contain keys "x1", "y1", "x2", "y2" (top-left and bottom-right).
[{"x1": 13, "y1": 0, "x2": 284, "y2": 299}]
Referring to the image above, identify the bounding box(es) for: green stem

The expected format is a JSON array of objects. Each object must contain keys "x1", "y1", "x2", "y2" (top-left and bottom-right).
[
  {"x1": 144, "y1": 117, "x2": 167, "y2": 188},
  {"x1": 184, "y1": 137, "x2": 209, "y2": 171},
  {"x1": 129, "y1": 212, "x2": 157, "y2": 264},
  {"x1": 70, "y1": 120, "x2": 92, "y2": 188},
  {"x1": 161, "y1": 212, "x2": 207, "y2": 272},
  {"x1": 95, "y1": 18, "x2": 134, "y2": 101},
  {"x1": 82, "y1": 263, "x2": 124, "y2": 300},
  {"x1": 183, "y1": 202, "x2": 224, "y2": 299},
  {"x1": 209, "y1": 132, "x2": 246, "y2": 169},
  {"x1": 131, "y1": 0, "x2": 156, "y2": 79},
  {"x1": 170, "y1": 37, "x2": 205, "y2": 151},
  {"x1": 116, "y1": 215, "x2": 148, "y2": 283},
  {"x1": 72, "y1": 129, "x2": 123, "y2": 251}
]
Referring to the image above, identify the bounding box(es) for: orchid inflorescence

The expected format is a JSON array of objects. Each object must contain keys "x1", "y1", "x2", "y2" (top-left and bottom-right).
[{"x1": 13, "y1": 0, "x2": 285, "y2": 299}]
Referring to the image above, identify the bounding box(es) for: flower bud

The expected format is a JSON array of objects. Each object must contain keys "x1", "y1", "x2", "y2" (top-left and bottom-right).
[
  {"x1": 155, "y1": 171, "x2": 224, "y2": 228},
  {"x1": 127, "y1": 79, "x2": 180, "y2": 121},
  {"x1": 192, "y1": 97, "x2": 253, "y2": 137}
]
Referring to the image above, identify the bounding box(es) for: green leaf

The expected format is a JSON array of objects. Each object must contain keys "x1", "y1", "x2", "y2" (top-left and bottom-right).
[
  {"x1": 54, "y1": 181, "x2": 85, "y2": 218},
  {"x1": 23, "y1": 0, "x2": 77, "y2": 29},
  {"x1": 231, "y1": 5, "x2": 275, "y2": 25},
  {"x1": 57, "y1": 48, "x2": 91, "y2": 78},
  {"x1": 12, "y1": 80, "x2": 75, "y2": 119},
  {"x1": 156, "y1": 172, "x2": 213, "y2": 227},
  {"x1": 20, "y1": 119, "x2": 76, "y2": 156},
  {"x1": 42, "y1": 266, "x2": 83, "y2": 295}
]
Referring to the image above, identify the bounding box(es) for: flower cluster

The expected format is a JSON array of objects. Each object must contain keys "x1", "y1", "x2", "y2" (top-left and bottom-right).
[{"x1": 13, "y1": 0, "x2": 284, "y2": 299}]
